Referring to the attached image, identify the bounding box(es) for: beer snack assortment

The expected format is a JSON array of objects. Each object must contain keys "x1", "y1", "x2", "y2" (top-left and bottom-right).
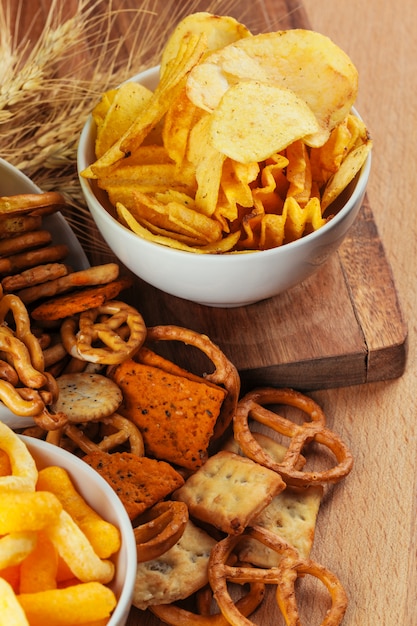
[{"x1": 0, "y1": 11, "x2": 372, "y2": 626}]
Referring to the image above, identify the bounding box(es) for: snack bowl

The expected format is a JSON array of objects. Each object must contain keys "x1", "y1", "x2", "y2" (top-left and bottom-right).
[
  {"x1": 19, "y1": 435, "x2": 137, "y2": 626},
  {"x1": 77, "y1": 66, "x2": 371, "y2": 308}
]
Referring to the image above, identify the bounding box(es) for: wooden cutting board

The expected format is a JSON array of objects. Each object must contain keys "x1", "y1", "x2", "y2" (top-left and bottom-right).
[{"x1": 91, "y1": 195, "x2": 407, "y2": 392}]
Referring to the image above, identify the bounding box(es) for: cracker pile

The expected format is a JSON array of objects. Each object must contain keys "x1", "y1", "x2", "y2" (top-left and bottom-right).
[{"x1": 1, "y1": 192, "x2": 353, "y2": 625}]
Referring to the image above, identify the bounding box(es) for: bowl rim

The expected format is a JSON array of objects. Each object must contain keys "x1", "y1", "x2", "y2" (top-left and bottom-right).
[{"x1": 78, "y1": 65, "x2": 371, "y2": 261}]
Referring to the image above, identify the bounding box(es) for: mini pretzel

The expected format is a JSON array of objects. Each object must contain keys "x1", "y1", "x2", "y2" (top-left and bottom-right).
[
  {"x1": 209, "y1": 525, "x2": 348, "y2": 626},
  {"x1": 49, "y1": 412, "x2": 145, "y2": 456},
  {"x1": 0, "y1": 359, "x2": 19, "y2": 386},
  {"x1": 0, "y1": 293, "x2": 45, "y2": 373},
  {"x1": 0, "y1": 381, "x2": 45, "y2": 417},
  {"x1": 151, "y1": 578, "x2": 265, "y2": 625},
  {"x1": 0, "y1": 229, "x2": 52, "y2": 257},
  {"x1": 233, "y1": 388, "x2": 353, "y2": 487},
  {"x1": 134, "y1": 501, "x2": 189, "y2": 563},
  {"x1": 144, "y1": 325, "x2": 241, "y2": 442},
  {"x1": 61, "y1": 300, "x2": 146, "y2": 365},
  {"x1": 0, "y1": 327, "x2": 46, "y2": 389},
  {"x1": 0, "y1": 191, "x2": 66, "y2": 216}
]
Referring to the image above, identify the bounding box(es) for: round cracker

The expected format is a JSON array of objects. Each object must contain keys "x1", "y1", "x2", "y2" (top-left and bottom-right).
[{"x1": 52, "y1": 372, "x2": 123, "y2": 423}]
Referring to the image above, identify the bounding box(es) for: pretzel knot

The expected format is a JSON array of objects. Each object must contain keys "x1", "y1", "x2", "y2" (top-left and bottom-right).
[
  {"x1": 208, "y1": 526, "x2": 348, "y2": 626},
  {"x1": 60, "y1": 300, "x2": 146, "y2": 365},
  {"x1": 145, "y1": 324, "x2": 241, "y2": 442},
  {"x1": 0, "y1": 293, "x2": 44, "y2": 373},
  {"x1": 134, "y1": 501, "x2": 189, "y2": 563},
  {"x1": 233, "y1": 388, "x2": 353, "y2": 487}
]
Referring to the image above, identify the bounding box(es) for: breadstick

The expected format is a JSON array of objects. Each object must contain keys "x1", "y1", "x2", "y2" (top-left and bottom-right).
[
  {"x1": 0, "y1": 214, "x2": 42, "y2": 238},
  {"x1": 2, "y1": 263, "x2": 70, "y2": 293},
  {"x1": 0, "y1": 191, "x2": 66, "y2": 216},
  {"x1": 0, "y1": 244, "x2": 69, "y2": 275},
  {"x1": 17, "y1": 263, "x2": 119, "y2": 305}
]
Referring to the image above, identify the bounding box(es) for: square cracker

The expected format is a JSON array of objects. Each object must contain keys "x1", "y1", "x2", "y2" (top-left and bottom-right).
[
  {"x1": 133, "y1": 519, "x2": 217, "y2": 610},
  {"x1": 173, "y1": 450, "x2": 285, "y2": 535},
  {"x1": 236, "y1": 484, "x2": 323, "y2": 567},
  {"x1": 223, "y1": 431, "x2": 322, "y2": 565}
]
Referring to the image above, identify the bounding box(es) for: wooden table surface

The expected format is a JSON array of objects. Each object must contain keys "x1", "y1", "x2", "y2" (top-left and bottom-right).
[{"x1": 3, "y1": 1, "x2": 417, "y2": 625}]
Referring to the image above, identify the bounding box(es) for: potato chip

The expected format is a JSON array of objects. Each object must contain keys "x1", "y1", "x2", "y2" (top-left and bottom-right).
[
  {"x1": 321, "y1": 140, "x2": 372, "y2": 210},
  {"x1": 95, "y1": 82, "x2": 153, "y2": 158},
  {"x1": 82, "y1": 32, "x2": 207, "y2": 177},
  {"x1": 188, "y1": 29, "x2": 358, "y2": 147},
  {"x1": 117, "y1": 203, "x2": 240, "y2": 253},
  {"x1": 286, "y1": 140, "x2": 312, "y2": 205},
  {"x1": 160, "y1": 11, "x2": 251, "y2": 78},
  {"x1": 209, "y1": 80, "x2": 320, "y2": 163}
]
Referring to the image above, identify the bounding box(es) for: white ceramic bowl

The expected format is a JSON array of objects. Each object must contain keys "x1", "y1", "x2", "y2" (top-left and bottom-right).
[
  {"x1": 78, "y1": 67, "x2": 371, "y2": 308},
  {"x1": 19, "y1": 435, "x2": 137, "y2": 626},
  {"x1": 0, "y1": 158, "x2": 89, "y2": 429}
]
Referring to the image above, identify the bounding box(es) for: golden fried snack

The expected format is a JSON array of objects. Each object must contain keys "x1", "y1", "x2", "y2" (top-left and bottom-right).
[
  {"x1": 0, "y1": 243, "x2": 69, "y2": 276},
  {"x1": 61, "y1": 299, "x2": 146, "y2": 365},
  {"x1": 30, "y1": 276, "x2": 132, "y2": 321},
  {"x1": 0, "y1": 327, "x2": 45, "y2": 389},
  {"x1": 209, "y1": 525, "x2": 348, "y2": 626},
  {"x1": 0, "y1": 191, "x2": 66, "y2": 216},
  {"x1": 2, "y1": 263, "x2": 70, "y2": 294},
  {"x1": 16, "y1": 263, "x2": 120, "y2": 305},
  {"x1": 134, "y1": 501, "x2": 189, "y2": 563},
  {"x1": 0, "y1": 229, "x2": 52, "y2": 257},
  {"x1": 145, "y1": 324, "x2": 240, "y2": 442},
  {"x1": 233, "y1": 387, "x2": 354, "y2": 487}
]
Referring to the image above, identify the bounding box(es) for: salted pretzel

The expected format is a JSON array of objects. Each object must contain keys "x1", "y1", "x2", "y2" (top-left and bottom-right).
[
  {"x1": 134, "y1": 501, "x2": 189, "y2": 563},
  {"x1": 233, "y1": 388, "x2": 353, "y2": 487},
  {"x1": 46, "y1": 412, "x2": 144, "y2": 456},
  {"x1": 208, "y1": 525, "x2": 348, "y2": 626},
  {"x1": 60, "y1": 300, "x2": 146, "y2": 365},
  {"x1": 151, "y1": 578, "x2": 265, "y2": 625},
  {"x1": 0, "y1": 292, "x2": 45, "y2": 374},
  {"x1": 144, "y1": 325, "x2": 241, "y2": 442}
]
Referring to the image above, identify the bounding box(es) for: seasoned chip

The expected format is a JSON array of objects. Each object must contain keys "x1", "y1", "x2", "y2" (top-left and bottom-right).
[
  {"x1": 82, "y1": 451, "x2": 184, "y2": 520},
  {"x1": 209, "y1": 81, "x2": 320, "y2": 163},
  {"x1": 173, "y1": 450, "x2": 285, "y2": 534},
  {"x1": 110, "y1": 359, "x2": 227, "y2": 470}
]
